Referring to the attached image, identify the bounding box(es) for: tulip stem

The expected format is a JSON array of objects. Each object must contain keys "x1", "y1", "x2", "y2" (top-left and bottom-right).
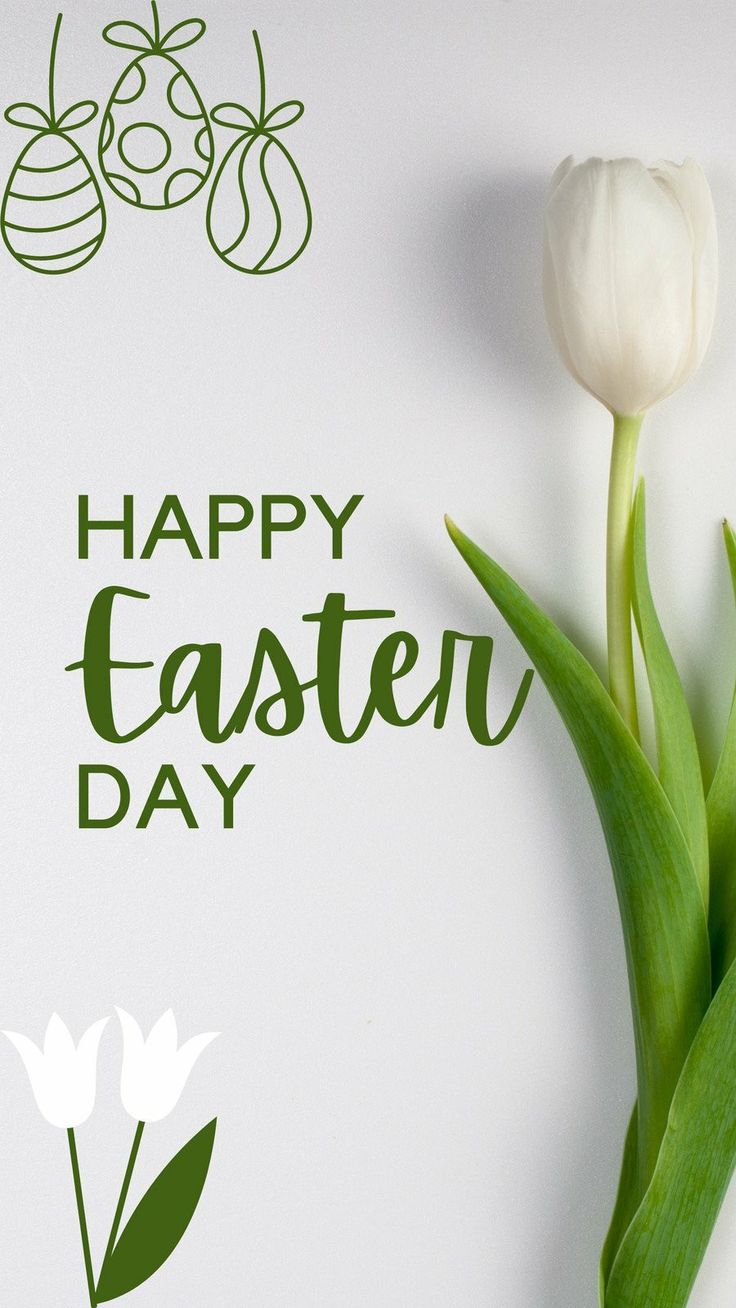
[
  {"x1": 101, "y1": 1120, "x2": 145, "y2": 1273},
  {"x1": 68, "y1": 1128, "x2": 97, "y2": 1308},
  {"x1": 606, "y1": 413, "x2": 643, "y2": 738}
]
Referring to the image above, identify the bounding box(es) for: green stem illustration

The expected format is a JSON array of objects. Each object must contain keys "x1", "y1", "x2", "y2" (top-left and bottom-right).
[
  {"x1": 101, "y1": 1120, "x2": 145, "y2": 1272},
  {"x1": 48, "y1": 12, "x2": 63, "y2": 127},
  {"x1": 253, "y1": 29, "x2": 266, "y2": 125},
  {"x1": 606, "y1": 412, "x2": 643, "y2": 739},
  {"x1": 68, "y1": 1128, "x2": 97, "y2": 1308}
]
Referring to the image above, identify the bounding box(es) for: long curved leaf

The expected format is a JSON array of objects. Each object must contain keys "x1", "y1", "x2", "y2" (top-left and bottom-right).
[
  {"x1": 96, "y1": 1119, "x2": 216, "y2": 1302},
  {"x1": 707, "y1": 521, "x2": 736, "y2": 985},
  {"x1": 445, "y1": 518, "x2": 710, "y2": 1194},
  {"x1": 599, "y1": 1106, "x2": 638, "y2": 1296},
  {"x1": 631, "y1": 483, "x2": 709, "y2": 908},
  {"x1": 606, "y1": 953, "x2": 736, "y2": 1307}
]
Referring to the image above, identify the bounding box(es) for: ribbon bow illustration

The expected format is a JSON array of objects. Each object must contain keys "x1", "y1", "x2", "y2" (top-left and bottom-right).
[
  {"x1": 102, "y1": 1, "x2": 206, "y2": 57},
  {"x1": 5, "y1": 14, "x2": 98, "y2": 135},
  {"x1": 210, "y1": 31, "x2": 305, "y2": 141}
]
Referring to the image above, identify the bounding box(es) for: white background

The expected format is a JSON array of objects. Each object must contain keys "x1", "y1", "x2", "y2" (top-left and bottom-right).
[{"x1": 0, "y1": 0, "x2": 735, "y2": 1303}]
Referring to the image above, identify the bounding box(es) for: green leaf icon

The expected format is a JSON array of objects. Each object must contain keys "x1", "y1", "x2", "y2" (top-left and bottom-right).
[{"x1": 96, "y1": 1118, "x2": 217, "y2": 1302}]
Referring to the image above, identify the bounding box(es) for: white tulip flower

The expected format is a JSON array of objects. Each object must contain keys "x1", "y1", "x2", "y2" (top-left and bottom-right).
[
  {"x1": 543, "y1": 154, "x2": 718, "y2": 738},
  {"x1": 543, "y1": 155, "x2": 717, "y2": 418},
  {"x1": 117, "y1": 1008, "x2": 219, "y2": 1123},
  {"x1": 3, "y1": 1013, "x2": 109, "y2": 1129}
]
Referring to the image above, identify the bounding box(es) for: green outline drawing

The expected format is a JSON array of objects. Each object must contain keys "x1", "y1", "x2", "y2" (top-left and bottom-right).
[
  {"x1": 118, "y1": 120, "x2": 172, "y2": 173},
  {"x1": 1, "y1": 14, "x2": 106, "y2": 275},
  {"x1": 99, "y1": 2, "x2": 214, "y2": 211},
  {"x1": 206, "y1": 30, "x2": 312, "y2": 275}
]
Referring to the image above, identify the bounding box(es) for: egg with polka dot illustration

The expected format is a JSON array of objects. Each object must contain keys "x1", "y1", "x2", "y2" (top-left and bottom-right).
[{"x1": 99, "y1": 3, "x2": 213, "y2": 210}]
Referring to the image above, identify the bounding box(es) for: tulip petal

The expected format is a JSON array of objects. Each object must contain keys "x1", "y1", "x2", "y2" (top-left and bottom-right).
[
  {"x1": 44, "y1": 1012, "x2": 77, "y2": 1065},
  {"x1": 116, "y1": 1007, "x2": 145, "y2": 1056},
  {"x1": 650, "y1": 158, "x2": 718, "y2": 393},
  {"x1": 77, "y1": 1018, "x2": 109, "y2": 1070},
  {"x1": 117, "y1": 1009, "x2": 219, "y2": 1122},
  {"x1": 176, "y1": 1032, "x2": 220, "y2": 1085},
  {"x1": 4, "y1": 1017, "x2": 107, "y2": 1129},
  {"x1": 3, "y1": 1030, "x2": 61, "y2": 1124},
  {"x1": 146, "y1": 1009, "x2": 178, "y2": 1058},
  {"x1": 543, "y1": 156, "x2": 715, "y2": 415},
  {"x1": 3, "y1": 1029, "x2": 44, "y2": 1085},
  {"x1": 547, "y1": 153, "x2": 574, "y2": 198},
  {"x1": 117, "y1": 1008, "x2": 149, "y2": 1121},
  {"x1": 70, "y1": 1018, "x2": 109, "y2": 1127}
]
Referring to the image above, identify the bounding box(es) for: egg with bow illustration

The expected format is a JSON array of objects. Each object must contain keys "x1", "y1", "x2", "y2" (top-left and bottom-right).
[
  {"x1": 99, "y1": 2, "x2": 213, "y2": 210},
  {"x1": 206, "y1": 31, "x2": 312, "y2": 274},
  {"x1": 2, "y1": 14, "x2": 106, "y2": 274}
]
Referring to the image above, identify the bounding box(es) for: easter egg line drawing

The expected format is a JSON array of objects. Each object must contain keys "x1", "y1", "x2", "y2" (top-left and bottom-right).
[
  {"x1": 2, "y1": 13, "x2": 106, "y2": 275},
  {"x1": 206, "y1": 29, "x2": 312, "y2": 275},
  {"x1": 99, "y1": 1, "x2": 214, "y2": 210}
]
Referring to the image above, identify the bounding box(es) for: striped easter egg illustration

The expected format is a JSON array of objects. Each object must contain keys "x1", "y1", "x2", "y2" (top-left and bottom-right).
[
  {"x1": 99, "y1": 2, "x2": 213, "y2": 210},
  {"x1": 2, "y1": 15, "x2": 105, "y2": 275},
  {"x1": 206, "y1": 32, "x2": 312, "y2": 275}
]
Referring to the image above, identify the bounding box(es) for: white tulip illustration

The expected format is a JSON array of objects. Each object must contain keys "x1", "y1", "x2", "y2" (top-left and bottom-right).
[
  {"x1": 3, "y1": 1012, "x2": 108, "y2": 1129},
  {"x1": 3, "y1": 1006, "x2": 220, "y2": 1307},
  {"x1": 117, "y1": 1008, "x2": 219, "y2": 1123},
  {"x1": 95, "y1": 1007, "x2": 220, "y2": 1291},
  {"x1": 3, "y1": 1013, "x2": 109, "y2": 1305}
]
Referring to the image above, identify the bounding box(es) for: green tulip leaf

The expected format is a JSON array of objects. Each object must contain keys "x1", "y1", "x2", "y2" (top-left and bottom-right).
[
  {"x1": 599, "y1": 1105, "x2": 638, "y2": 1296},
  {"x1": 96, "y1": 1119, "x2": 217, "y2": 1302},
  {"x1": 606, "y1": 952, "x2": 736, "y2": 1308},
  {"x1": 445, "y1": 517, "x2": 710, "y2": 1201},
  {"x1": 631, "y1": 482, "x2": 709, "y2": 907},
  {"x1": 707, "y1": 520, "x2": 736, "y2": 986}
]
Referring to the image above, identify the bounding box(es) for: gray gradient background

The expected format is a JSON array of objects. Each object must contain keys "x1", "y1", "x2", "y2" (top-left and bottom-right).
[{"x1": 0, "y1": 0, "x2": 735, "y2": 1303}]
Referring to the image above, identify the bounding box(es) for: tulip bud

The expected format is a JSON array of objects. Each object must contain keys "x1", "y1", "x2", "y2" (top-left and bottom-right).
[
  {"x1": 116, "y1": 1008, "x2": 219, "y2": 1123},
  {"x1": 3, "y1": 1014, "x2": 108, "y2": 1129},
  {"x1": 543, "y1": 156, "x2": 717, "y2": 416}
]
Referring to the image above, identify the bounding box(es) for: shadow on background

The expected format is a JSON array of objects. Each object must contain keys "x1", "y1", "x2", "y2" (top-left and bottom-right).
[
  {"x1": 422, "y1": 168, "x2": 608, "y2": 670},
  {"x1": 410, "y1": 169, "x2": 635, "y2": 1307},
  {"x1": 434, "y1": 171, "x2": 555, "y2": 391}
]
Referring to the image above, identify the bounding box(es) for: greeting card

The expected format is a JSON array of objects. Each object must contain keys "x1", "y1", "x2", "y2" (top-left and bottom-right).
[{"x1": 1, "y1": 2, "x2": 735, "y2": 1305}]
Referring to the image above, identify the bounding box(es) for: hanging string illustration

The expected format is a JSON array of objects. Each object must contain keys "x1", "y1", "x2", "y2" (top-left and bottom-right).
[
  {"x1": 207, "y1": 29, "x2": 312, "y2": 274},
  {"x1": 99, "y1": 1, "x2": 213, "y2": 210},
  {"x1": 1, "y1": 13, "x2": 106, "y2": 275}
]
